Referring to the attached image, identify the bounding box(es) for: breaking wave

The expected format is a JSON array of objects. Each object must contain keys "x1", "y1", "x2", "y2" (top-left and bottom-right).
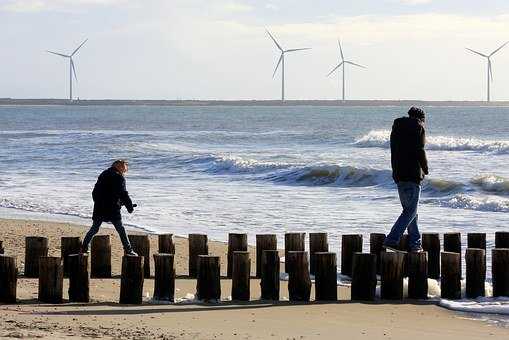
[{"x1": 354, "y1": 130, "x2": 509, "y2": 154}]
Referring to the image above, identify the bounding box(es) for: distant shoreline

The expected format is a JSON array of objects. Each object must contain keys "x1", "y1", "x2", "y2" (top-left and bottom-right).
[{"x1": 1, "y1": 98, "x2": 509, "y2": 107}]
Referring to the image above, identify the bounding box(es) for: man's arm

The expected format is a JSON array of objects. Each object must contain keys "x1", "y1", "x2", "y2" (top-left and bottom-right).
[
  {"x1": 417, "y1": 127, "x2": 429, "y2": 175},
  {"x1": 118, "y1": 177, "x2": 134, "y2": 213}
]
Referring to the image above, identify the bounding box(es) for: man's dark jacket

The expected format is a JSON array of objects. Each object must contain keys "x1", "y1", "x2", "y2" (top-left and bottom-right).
[
  {"x1": 92, "y1": 167, "x2": 133, "y2": 221},
  {"x1": 390, "y1": 117, "x2": 429, "y2": 184}
]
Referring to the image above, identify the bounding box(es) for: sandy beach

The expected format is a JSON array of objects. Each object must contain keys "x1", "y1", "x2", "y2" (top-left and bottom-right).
[{"x1": 0, "y1": 217, "x2": 508, "y2": 340}]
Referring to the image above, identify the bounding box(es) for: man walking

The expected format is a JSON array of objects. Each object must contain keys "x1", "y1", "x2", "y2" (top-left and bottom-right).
[
  {"x1": 383, "y1": 107, "x2": 428, "y2": 252},
  {"x1": 81, "y1": 160, "x2": 137, "y2": 256}
]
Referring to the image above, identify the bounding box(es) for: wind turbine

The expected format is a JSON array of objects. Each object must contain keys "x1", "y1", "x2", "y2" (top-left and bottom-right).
[
  {"x1": 466, "y1": 41, "x2": 508, "y2": 102},
  {"x1": 47, "y1": 39, "x2": 88, "y2": 101},
  {"x1": 266, "y1": 30, "x2": 310, "y2": 101},
  {"x1": 327, "y1": 39, "x2": 366, "y2": 102}
]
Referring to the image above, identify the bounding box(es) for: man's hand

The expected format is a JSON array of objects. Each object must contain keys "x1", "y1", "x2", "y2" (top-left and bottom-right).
[{"x1": 127, "y1": 204, "x2": 136, "y2": 214}]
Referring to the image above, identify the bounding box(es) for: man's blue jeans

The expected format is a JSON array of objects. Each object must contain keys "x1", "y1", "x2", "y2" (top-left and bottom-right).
[
  {"x1": 385, "y1": 181, "x2": 422, "y2": 250},
  {"x1": 82, "y1": 219, "x2": 133, "y2": 252}
]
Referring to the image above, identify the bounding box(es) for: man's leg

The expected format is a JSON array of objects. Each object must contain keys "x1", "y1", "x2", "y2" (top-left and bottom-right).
[
  {"x1": 111, "y1": 219, "x2": 134, "y2": 253},
  {"x1": 385, "y1": 182, "x2": 420, "y2": 246},
  {"x1": 406, "y1": 184, "x2": 422, "y2": 250},
  {"x1": 81, "y1": 219, "x2": 102, "y2": 252}
]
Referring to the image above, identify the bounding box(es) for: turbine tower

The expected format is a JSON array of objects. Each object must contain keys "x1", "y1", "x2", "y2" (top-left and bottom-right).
[
  {"x1": 47, "y1": 39, "x2": 88, "y2": 101},
  {"x1": 466, "y1": 41, "x2": 508, "y2": 102},
  {"x1": 327, "y1": 39, "x2": 366, "y2": 102},
  {"x1": 266, "y1": 30, "x2": 310, "y2": 101}
]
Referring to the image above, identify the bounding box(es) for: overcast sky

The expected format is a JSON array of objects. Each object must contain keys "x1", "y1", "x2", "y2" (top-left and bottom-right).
[{"x1": 1, "y1": 0, "x2": 509, "y2": 100}]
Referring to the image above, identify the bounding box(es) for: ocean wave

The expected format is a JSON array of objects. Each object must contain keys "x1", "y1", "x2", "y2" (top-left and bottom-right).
[
  {"x1": 354, "y1": 130, "x2": 509, "y2": 154},
  {"x1": 425, "y1": 194, "x2": 509, "y2": 213},
  {"x1": 471, "y1": 175, "x2": 509, "y2": 195}
]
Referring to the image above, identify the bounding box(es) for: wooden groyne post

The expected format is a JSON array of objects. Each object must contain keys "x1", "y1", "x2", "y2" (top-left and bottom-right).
[
  {"x1": 129, "y1": 235, "x2": 151, "y2": 278},
  {"x1": 284, "y1": 233, "x2": 305, "y2": 273},
  {"x1": 91, "y1": 235, "x2": 111, "y2": 278},
  {"x1": 407, "y1": 251, "x2": 428, "y2": 299},
  {"x1": 369, "y1": 233, "x2": 385, "y2": 275},
  {"x1": 492, "y1": 248, "x2": 509, "y2": 297},
  {"x1": 188, "y1": 234, "x2": 208, "y2": 278},
  {"x1": 315, "y1": 252, "x2": 337, "y2": 301},
  {"x1": 61, "y1": 236, "x2": 81, "y2": 278},
  {"x1": 341, "y1": 234, "x2": 362, "y2": 277},
  {"x1": 351, "y1": 253, "x2": 376, "y2": 301},
  {"x1": 467, "y1": 233, "x2": 486, "y2": 250},
  {"x1": 24, "y1": 236, "x2": 48, "y2": 278},
  {"x1": 227, "y1": 233, "x2": 248, "y2": 278},
  {"x1": 443, "y1": 232, "x2": 461, "y2": 254},
  {"x1": 38, "y1": 256, "x2": 63, "y2": 304},
  {"x1": 309, "y1": 233, "x2": 329, "y2": 276},
  {"x1": 287, "y1": 251, "x2": 311, "y2": 302},
  {"x1": 380, "y1": 251, "x2": 405, "y2": 300},
  {"x1": 68, "y1": 254, "x2": 89, "y2": 303},
  {"x1": 495, "y1": 232, "x2": 509, "y2": 248},
  {"x1": 441, "y1": 252, "x2": 461, "y2": 299},
  {"x1": 153, "y1": 253, "x2": 175, "y2": 302},
  {"x1": 158, "y1": 234, "x2": 175, "y2": 254},
  {"x1": 231, "y1": 251, "x2": 250, "y2": 301},
  {"x1": 422, "y1": 233, "x2": 440, "y2": 279},
  {"x1": 0, "y1": 255, "x2": 17, "y2": 303},
  {"x1": 255, "y1": 234, "x2": 277, "y2": 278},
  {"x1": 260, "y1": 250, "x2": 280, "y2": 300},
  {"x1": 120, "y1": 255, "x2": 144, "y2": 304},
  {"x1": 196, "y1": 255, "x2": 221, "y2": 302},
  {"x1": 465, "y1": 248, "x2": 486, "y2": 298},
  {"x1": 0, "y1": 240, "x2": 4, "y2": 254}
]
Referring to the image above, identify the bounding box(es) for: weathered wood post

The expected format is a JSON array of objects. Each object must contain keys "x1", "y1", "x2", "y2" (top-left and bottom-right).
[
  {"x1": 380, "y1": 251, "x2": 405, "y2": 300},
  {"x1": 422, "y1": 233, "x2": 440, "y2": 279},
  {"x1": 0, "y1": 240, "x2": 4, "y2": 254},
  {"x1": 232, "y1": 251, "x2": 250, "y2": 301},
  {"x1": 68, "y1": 254, "x2": 89, "y2": 303},
  {"x1": 443, "y1": 232, "x2": 461, "y2": 253},
  {"x1": 119, "y1": 255, "x2": 144, "y2": 304},
  {"x1": 369, "y1": 233, "x2": 386, "y2": 275},
  {"x1": 284, "y1": 233, "x2": 305, "y2": 273},
  {"x1": 128, "y1": 235, "x2": 151, "y2": 278},
  {"x1": 351, "y1": 253, "x2": 376, "y2": 301},
  {"x1": 24, "y1": 236, "x2": 48, "y2": 278},
  {"x1": 256, "y1": 234, "x2": 277, "y2": 278},
  {"x1": 91, "y1": 235, "x2": 111, "y2": 278},
  {"x1": 441, "y1": 252, "x2": 461, "y2": 299},
  {"x1": 0, "y1": 255, "x2": 17, "y2": 303},
  {"x1": 61, "y1": 236, "x2": 81, "y2": 278},
  {"x1": 341, "y1": 234, "x2": 363, "y2": 277},
  {"x1": 227, "y1": 233, "x2": 248, "y2": 278},
  {"x1": 188, "y1": 234, "x2": 208, "y2": 278},
  {"x1": 495, "y1": 232, "x2": 509, "y2": 248},
  {"x1": 196, "y1": 255, "x2": 221, "y2": 302},
  {"x1": 158, "y1": 234, "x2": 175, "y2": 254},
  {"x1": 309, "y1": 233, "x2": 329, "y2": 276},
  {"x1": 287, "y1": 251, "x2": 311, "y2": 301},
  {"x1": 467, "y1": 233, "x2": 486, "y2": 249},
  {"x1": 466, "y1": 248, "x2": 486, "y2": 298},
  {"x1": 315, "y1": 252, "x2": 337, "y2": 301},
  {"x1": 260, "y1": 250, "x2": 280, "y2": 300},
  {"x1": 492, "y1": 248, "x2": 509, "y2": 297},
  {"x1": 407, "y1": 251, "x2": 428, "y2": 299},
  {"x1": 38, "y1": 257, "x2": 63, "y2": 303},
  {"x1": 153, "y1": 253, "x2": 175, "y2": 302}
]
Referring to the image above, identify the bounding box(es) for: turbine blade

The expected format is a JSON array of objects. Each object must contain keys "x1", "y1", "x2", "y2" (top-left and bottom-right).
[
  {"x1": 272, "y1": 53, "x2": 283, "y2": 78},
  {"x1": 345, "y1": 61, "x2": 367, "y2": 68},
  {"x1": 47, "y1": 50, "x2": 69, "y2": 58},
  {"x1": 489, "y1": 60, "x2": 493, "y2": 82},
  {"x1": 71, "y1": 59, "x2": 78, "y2": 81},
  {"x1": 338, "y1": 39, "x2": 344, "y2": 61},
  {"x1": 266, "y1": 30, "x2": 283, "y2": 52},
  {"x1": 489, "y1": 41, "x2": 509, "y2": 57},
  {"x1": 284, "y1": 48, "x2": 311, "y2": 53},
  {"x1": 326, "y1": 62, "x2": 343, "y2": 77},
  {"x1": 466, "y1": 48, "x2": 488, "y2": 58},
  {"x1": 71, "y1": 39, "x2": 88, "y2": 57}
]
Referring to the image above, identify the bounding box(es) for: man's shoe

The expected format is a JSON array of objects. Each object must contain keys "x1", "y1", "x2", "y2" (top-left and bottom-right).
[
  {"x1": 79, "y1": 246, "x2": 90, "y2": 255},
  {"x1": 125, "y1": 250, "x2": 138, "y2": 256},
  {"x1": 410, "y1": 246, "x2": 424, "y2": 253},
  {"x1": 382, "y1": 244, "x2": 400, "y2": 252}
]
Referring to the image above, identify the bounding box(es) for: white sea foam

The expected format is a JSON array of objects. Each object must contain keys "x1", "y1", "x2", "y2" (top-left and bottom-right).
[
  {"x1": 355, "y1": 130, "x2": 509, "y2": 154},
  {"x1": 471, "y1": 175, "x2": 509, "y2": 196},
  {"x1": 427, "y1": 194, "x2": 509, "y2": 213}
]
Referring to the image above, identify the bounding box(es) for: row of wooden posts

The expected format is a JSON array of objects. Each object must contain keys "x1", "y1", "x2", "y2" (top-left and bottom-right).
[{"x1": 1, "y1": 232, "x2": 509, "y2": 304}]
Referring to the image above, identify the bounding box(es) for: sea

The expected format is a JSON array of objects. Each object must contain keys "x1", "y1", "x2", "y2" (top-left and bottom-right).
[{"x1": 1, "y1": 104, "x2": 508, "y2": 319}]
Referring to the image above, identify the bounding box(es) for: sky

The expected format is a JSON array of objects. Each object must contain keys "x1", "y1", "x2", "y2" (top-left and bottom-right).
[{"x1": 1, "y1": 0, "x2": 509, "y2": 101}]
